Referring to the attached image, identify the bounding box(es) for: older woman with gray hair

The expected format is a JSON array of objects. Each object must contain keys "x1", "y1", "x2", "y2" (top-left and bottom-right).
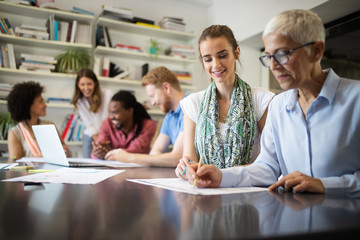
[{"x1": 182, "y1": 9, "x2": 360, "y2": 196}]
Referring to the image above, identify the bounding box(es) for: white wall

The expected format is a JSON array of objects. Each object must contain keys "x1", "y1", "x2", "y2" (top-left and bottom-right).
[{"x1": 207, "y1": 0, "x2": 327, "y2": 88}]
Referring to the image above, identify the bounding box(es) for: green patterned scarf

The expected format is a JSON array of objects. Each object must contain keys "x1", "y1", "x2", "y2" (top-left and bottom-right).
[{"x1": 195, "y1": 75, "x2": 255, "y2": 168}]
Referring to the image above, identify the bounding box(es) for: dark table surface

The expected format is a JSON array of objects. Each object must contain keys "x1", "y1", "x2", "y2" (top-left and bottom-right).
[{"x1": 1, "y1": 164, "x2": 360, "y2": 240}]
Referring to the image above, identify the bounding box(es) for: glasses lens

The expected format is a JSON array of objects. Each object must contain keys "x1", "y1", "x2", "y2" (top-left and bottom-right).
[
  {"x1": 274, "y1": 51, "x2": 289, "y2": 65},
  {"x1": 260, "y1": 55, "x2": 271, "y2": 67}
]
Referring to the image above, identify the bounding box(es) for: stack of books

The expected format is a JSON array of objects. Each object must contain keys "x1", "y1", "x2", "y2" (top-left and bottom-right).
[
  {"x1": 159, "y1": 17, "x2": 186, "y2": 32},
  {"x1": 61, "y1": 113, "x2": 84, "y2": 142},
  {"x1": 0, "y1": 83, "x2": 13, "y2": 100},
  {"x1": 0, "y1": 43, "x2": 16, "y2": 69},
  {"x1": 0, "y1": 18, "x2": 15, "y2": 35},
  {"x1": 101, "y1": 5, "x2": 133, "y2": 23},
  {"x1": 19, "y1": 53, "x2": 57, "y2": 72},
  {"x1": 15, "y1": 24, "x2": 49, "y2": 40},
  {"x1": 165, "y1": 44, "x2": 196, "y2": 59},
  {"x1": 173, "y1": 70, "x2": 192, "y2": 84}
]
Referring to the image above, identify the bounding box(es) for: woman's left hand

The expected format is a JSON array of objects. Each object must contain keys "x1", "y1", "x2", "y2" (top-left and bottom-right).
[{"x1": 268, "y1": 171, "x2": 325, "y2": 193}]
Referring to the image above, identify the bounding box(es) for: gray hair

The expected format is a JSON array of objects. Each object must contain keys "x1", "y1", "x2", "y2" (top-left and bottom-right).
[{"x1": 263, "y1": 9, "x2": 325, "y2": 47}]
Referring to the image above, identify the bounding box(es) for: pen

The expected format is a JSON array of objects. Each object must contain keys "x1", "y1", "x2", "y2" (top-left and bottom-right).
[
  {"x1": 181, "y1": 159, "x2": 192, "y2": 176},
  {"x1": 193, "y1": 156, "x2": 203, "y2": 187}
]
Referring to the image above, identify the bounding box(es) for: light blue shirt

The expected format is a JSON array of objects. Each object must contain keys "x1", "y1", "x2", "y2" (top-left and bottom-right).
[
  {"x1": 160, "y1": 103, "x2": 184, "y2": 145},
  {"x1": 221, "y1": 69, "x2": 360, "y2": 197}
]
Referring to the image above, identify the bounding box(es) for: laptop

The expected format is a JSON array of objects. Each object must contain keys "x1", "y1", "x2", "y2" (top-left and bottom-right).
[{"x1": 32, "y1": 124, "x2": 106, "y2": 167}]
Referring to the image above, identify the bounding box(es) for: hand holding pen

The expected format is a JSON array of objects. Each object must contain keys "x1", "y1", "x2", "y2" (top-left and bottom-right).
[
  {"x1": 187, "y1": 159, "x2": 223, "y2": 188},
  {"x1": 175, "y1": 156, "x2": 193, "y2": 180}
]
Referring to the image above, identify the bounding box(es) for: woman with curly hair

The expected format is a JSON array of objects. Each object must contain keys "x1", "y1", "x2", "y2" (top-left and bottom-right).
[{"x1": 7, "y1": 81, "x2": 70, "y2": 161}]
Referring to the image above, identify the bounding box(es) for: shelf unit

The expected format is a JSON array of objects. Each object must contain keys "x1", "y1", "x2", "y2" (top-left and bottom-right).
[
  {"x1": 0, "y1": 1, "x2": 197, "y2": 156},
  {"x1": 94, "y1": 16, "x2": 197, "y2": 93}
]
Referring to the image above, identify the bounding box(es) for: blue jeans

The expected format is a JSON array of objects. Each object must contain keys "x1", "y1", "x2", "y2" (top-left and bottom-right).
[{"x1": 82, "y1": 134, "x2": 93, "y2": 158}]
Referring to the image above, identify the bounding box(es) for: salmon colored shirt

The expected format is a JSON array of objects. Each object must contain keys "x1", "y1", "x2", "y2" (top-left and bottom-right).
[{"x1": 92, "y1": 118, "x2": 157, "y2": 158}]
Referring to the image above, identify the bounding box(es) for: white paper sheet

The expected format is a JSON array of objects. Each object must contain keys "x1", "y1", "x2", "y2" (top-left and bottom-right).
[
  {"x1": 3, "y1": 168, "x2": 124, "y2": 184},
  {"x1": 0, "y1": 163, "x2": 18, "y2": 169},
  {"x1": 17, "y1": 157, "x2": 143, "y2": 168},
  {"x1": 127, "y1": 178, "x2": 268, "y2": 195}
]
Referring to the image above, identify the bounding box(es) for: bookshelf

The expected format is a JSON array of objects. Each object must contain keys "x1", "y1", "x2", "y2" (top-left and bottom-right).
[
  {"x1": 0, "y1": 1, "x2": 196, "y2": 156},
  {"x1": 94, "y1": 15, "x2": 197, "y2": 92}
]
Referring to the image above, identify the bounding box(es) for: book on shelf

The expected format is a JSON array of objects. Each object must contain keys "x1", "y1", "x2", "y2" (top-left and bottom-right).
[
  {"x1": 72, "y1": 6, "x2": 95, "y2": 16},
  {"x1": 135, "y1": 22, "x2": 160, "y2": 29},
  {"x1": 102, "y1": 57, "x2": 110, "y2": 77},
  {"x1": 96, "y1": 26, "x2": 105, "y2": 46},
  {"x1": 70, "y1": 20, "x2": 77, "y2": 43},
  {"x1": 61, "y1": 113, "x2": 74, "y2": 141},
  {"x1": 15, "y1": 26, "x2": 49, "y2": 40},
  {"x1": 159, "y1": 16, "x2": 186, "y2": 32},
  {"x1": 103, "y1": 27, "x2": 112, "y2": 47},
  {"x1": 47, "y1": 97, "x2": 71, "y2": 104},
  {"x1": 74, "y1": 23, "x2": 92, "y2": 44},
  {"x1": 20, "y1": 24, "x2": 48, "y2": 32},
  {"x1": 173, "y1": 70, "x2": 192, "y2": 84},
  {"x1": 93, "y1": 56, "x2": 103, "y2": 76},
  {"x1": 115, "y1": 44, "x2": 142, "y2": 53},
  {"x1": 59, "y1": 21, "x2": 69, "y2": 42},
  {"x1": 0, "y1": 83, "x2": 13, "y2": 100},
  {"x1": 48, "y1": 13, "x2": 54, "y2": 40},
  {"x1": 1, "y1": 18, "x2": 15, "y2": 35},
  {"x1": 165, "y1": 44, "x2": 195, "y2": 59},
  {"x1": 61, "y1": 113, "x2": 84, "y2": 142},
  {"x1": 66, "y1": 21, "x2": 73, "y2": 42},
  {"x1": 54, "y1": 20, "x2": 59, "y2": 41},
  {"x1": 133, "y1": 17, "x2": 155, "y2": 25},
  {"x1": 19, "y1": 53, "x2": 57, "y2": 72},
  {"x1": 21, "y1": 53, "x2": 57, "y2": 64},
  {"x1": 0, "y1": 43, "x2": 16, "y2": 69},
  {"x1": 101, "y1": 5, "x2": 133, "y2": 18}
]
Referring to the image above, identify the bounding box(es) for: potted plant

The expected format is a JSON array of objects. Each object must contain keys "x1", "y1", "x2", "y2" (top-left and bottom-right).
[
  {"x1": 149, "y1": 38, "x2": 161, "y2": 56},
  {"x1": 0, "y1": 113, "x2": 15, "y2": 140},
  {"x1": 55, "y1": 49, "x2": 90, "y2": 73}
]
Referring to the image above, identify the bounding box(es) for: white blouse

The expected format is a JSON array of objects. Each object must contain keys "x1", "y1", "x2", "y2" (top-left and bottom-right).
[
  {"x1": 76, "y1": 88, "x2": 112, "y2": 137},
  {"x1": 180, "y1": 87, "x2": 275, "y2": 163}
]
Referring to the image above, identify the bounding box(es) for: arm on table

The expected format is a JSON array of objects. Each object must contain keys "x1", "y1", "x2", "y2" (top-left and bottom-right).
[{"x1": 105, "y1": 132, "x2": 184, "y2": 167}]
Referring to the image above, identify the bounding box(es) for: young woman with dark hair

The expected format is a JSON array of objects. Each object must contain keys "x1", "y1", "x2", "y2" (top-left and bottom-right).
[{"x1": 71, "y1": 69, "x2": 112, "y2": 158}]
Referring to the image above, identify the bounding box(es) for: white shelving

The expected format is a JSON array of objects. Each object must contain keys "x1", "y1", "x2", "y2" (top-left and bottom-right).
[
  {"x1": 95, "y1": 46, "x2": 196, "y2": 64},
  {"x1": 0, "y1": 34, "x2": 92, "y2": 50},
  {"x1": 0, "y1": 1, "x2": 94, "y2": 22},
  {"x1": 98, "y1": 76, "x2": 196, "y2": 90},
  {"x1": 0, "y1": 2, "x2": 196, "y2": 156},
  {"x1": 96, "y1": 17, "x2": 196, "y2": 41}
]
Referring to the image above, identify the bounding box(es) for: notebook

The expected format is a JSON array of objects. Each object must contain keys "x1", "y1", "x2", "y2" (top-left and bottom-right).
[{"x1": 32, "y1": 124, "x2": 106, "y2": 167}]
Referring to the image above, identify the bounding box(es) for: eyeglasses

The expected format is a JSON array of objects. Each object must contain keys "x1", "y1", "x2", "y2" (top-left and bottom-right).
[{"x1": 259, "y1": 42, "x2": 315, "y2": 67}]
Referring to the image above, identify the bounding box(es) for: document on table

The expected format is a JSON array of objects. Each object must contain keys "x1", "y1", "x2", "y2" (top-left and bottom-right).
[
  {"x1": 128, "y1": 178, "x2": 267, "y2": 195},
  {"x1": 0, "y1": 163, "x2": 18, "y2": 169},
  {"x1": 3, "y1": 168, "x2": 124, "y2": 184},
  {"x1": 17, "y1": 157, "x2": 143, "y2": 168}
]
